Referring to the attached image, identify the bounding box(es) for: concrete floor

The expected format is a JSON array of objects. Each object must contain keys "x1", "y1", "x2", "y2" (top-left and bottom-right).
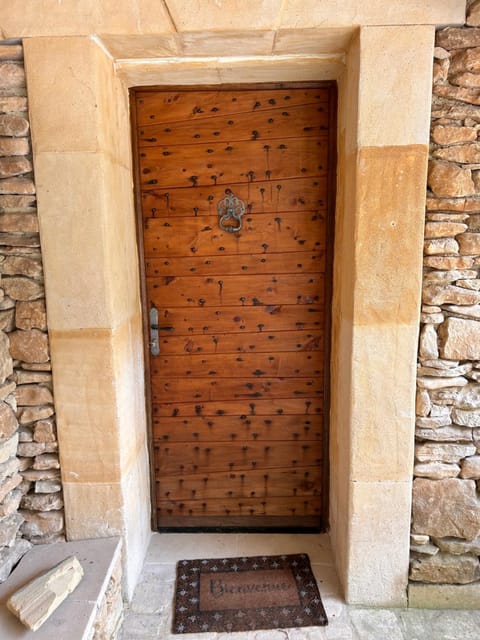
[{"x1": 119, "y1": 533, "x2": 480, "y2": 640}]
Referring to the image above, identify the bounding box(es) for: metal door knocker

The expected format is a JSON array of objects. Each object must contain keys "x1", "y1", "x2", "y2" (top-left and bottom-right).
[{"x1": 217, "y1": 190, "x2": 246, "y2": 233}]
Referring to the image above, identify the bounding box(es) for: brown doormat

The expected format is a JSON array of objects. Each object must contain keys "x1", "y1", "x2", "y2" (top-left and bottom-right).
[{"x1": 172, "y1": 553, "x2": 328, "y2": 634}]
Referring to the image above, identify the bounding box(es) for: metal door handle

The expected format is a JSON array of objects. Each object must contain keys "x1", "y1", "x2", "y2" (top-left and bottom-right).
[{"x1": 149, "y1": 306, "x2": 160, "y2": 356}]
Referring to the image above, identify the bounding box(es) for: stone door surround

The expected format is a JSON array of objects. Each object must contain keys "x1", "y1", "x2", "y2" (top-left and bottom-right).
[{"x1": 7, "y1": 1, "x2": 465, "y2": 603}]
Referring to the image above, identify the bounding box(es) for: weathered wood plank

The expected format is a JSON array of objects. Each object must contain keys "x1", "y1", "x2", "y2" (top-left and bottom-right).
[
  {"x1": 136, "y1": 88, "x2": 329, "y2": 126},
  {"x1": 139, "y1": 139, "x2": 328, "y2": 189},
  {"x1": 153, "y1": 413, "x2": 323, "y2": 442},
  {"x1": 138, "y1": 103, "x2": 329, "y2": 146},
  {"x1": 153, "y1": 397, "x2": 323, "y2": 417},
  {"x1": 148, "y1": 273, "x2": 324, "y2": 307},
  {"x1": 149, "y1": 304, "x2": 324, "y2": 335},
  {"x1": 151, "y1": 377, "x2": 323, "y2": 403},
  {"x1": 151, "y1": 351, "x2": 322, "y2": 378},
  {"x1": 143, "y1": 211, "x2": 326, "y2": 257},
  {"x1": 141, "y1": 177, "x2": 327, "y2": 218},
  {"x1": 154, "y1": 441, "x2": 323, "y2": 475},
  {"x1": 156, "y1": 466, "x2": 322, "y2": 500},
  {"x1": 146, "y1": 251, "x2": 324, "y2": 277},
  {"x1": 154, "y1": 330, "x2": 323, "y2": 355},
  {"x1": 157, "y1": 496, "x2": 322, "y2": 517}
]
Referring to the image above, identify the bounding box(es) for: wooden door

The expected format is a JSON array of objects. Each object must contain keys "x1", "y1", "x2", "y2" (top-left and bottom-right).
[{"x1": 132, "y1": 84, "x2": 336, "y2": 530}]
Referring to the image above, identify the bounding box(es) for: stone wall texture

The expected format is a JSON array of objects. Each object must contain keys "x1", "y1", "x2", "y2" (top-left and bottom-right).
[
  {"x1": 411, "y1": 5, "x2": 480, "y2": 588},
  {"x1": 0, "y1": 40, "x2": 64, "y2": 583}
]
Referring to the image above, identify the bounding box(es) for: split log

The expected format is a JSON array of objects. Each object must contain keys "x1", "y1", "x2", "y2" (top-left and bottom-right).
[{"x1": 7, "y1": 555, "x2": 84, "y2": 630}]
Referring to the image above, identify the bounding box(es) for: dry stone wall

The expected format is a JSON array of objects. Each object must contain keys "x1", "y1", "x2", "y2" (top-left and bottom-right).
[
  {"x1": 411, "y1": 6, "x2": 480, "y2": 587},
  {"x1": 0, "y1": 40, "x2": 64, "y2": 583}
]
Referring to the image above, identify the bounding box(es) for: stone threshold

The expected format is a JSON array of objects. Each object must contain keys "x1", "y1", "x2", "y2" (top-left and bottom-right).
[{"x1": 0, "y1": 537, "x2": 122, "y2": 639}]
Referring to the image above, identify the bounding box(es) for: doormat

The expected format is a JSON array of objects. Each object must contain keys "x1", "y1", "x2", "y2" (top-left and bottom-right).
[{"x1": 172, "y1": 553, "x2": 328, "y2": 634}]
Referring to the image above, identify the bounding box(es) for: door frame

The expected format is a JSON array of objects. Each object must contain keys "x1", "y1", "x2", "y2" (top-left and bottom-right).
[{"x1": 130, "y1": 81, "x2": 337, "y2": 532}]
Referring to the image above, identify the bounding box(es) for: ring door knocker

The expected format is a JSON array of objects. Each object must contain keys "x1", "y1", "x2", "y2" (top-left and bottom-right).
[{"x1": 217, "y1": 190, "x2": 246, "y2": 233}]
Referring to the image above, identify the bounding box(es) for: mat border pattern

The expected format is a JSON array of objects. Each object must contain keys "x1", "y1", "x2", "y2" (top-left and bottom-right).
[{"x1": 172, "y1": 553, "x2": 328, "y2": 634}]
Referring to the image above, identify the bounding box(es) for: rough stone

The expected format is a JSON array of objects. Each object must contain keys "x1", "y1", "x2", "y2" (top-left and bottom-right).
[
  {"x1": 0, "y1": 380, "x2": 15, "y2": 401},
  {"x1": 432, "y1": 58, "x2": 449, "y2": 84},
  {"x1": 431, "y1": 126, "x2": 477, "y2": 146},
  {"x1": 2, "y1": 256, "x2": 42, "y2": 278},
  {"x1": 0, "y1": 538, "x2": 31, "y2": 584},
  {"x1": 411, "y1": 533, "x2": 430, "y2": 545},
  {"x1": 0, "y1": 194, "x2": 35, "y2": 209},
  {"x1": 0, "y1": 309, "x2": 15, "y2": 332},
  {"x1": 424, "y1": 221, "x2": 469, "y2": 238},
  {"x1": 32, "y1": 453, "x2": 60, "y2": 470},
  {"x1": 451, "y1": 71, "x2": 480, "y2": 87},
  {"x1": 0, "y1": 473, "x2": 22, "y2": 503},
  {"x1": 415, "y1": 443, "x2": 476, "y2": 464},
  {"x1": 0, "y1": 212, "x2": 38, "y2": 234},
  {"x1": 0, "y1": 513, "x2": 23, "y2": 547},
  {"x1": 414, "y1": 462, "x2": 461, "y2": 480},
  {"x1": 434, "y1": 84, "x2": 480, "y2": 106},
  {"x1": 7, "y1": 555, "x2": 84, "y2": 632},
  {"x1": 8, "y1": 329, "x2": 49, "y2": 363},
  {"x1": 0, "y1": 62, "x2": 25, "y2": 89},
  {"x1": 18, "y1": 406, "x2": 54, "y2": 425},
  {"x1": 17, "y1": 442, "x2": 45, "y2": 457},
  {"x1": 0, "y1": 457, "x2": 19, "y2": 485},
  {"x1": 452, "y1": 407, "x2": 480, "y2": 427},
  {"x1": 437, "y1": 28, "x2": 480, "y2": 50},
  {"x1": 416, "y1": 389, "x2": 432, "y2": 417},
  {"x1": 455, "y1": 383, "x2": 480, "y2": 409},
  {"x1": 410, "y1": 543, "x2": 439, "y2": 556},
  {"x1": 0, "y1": 94, "x2": 26, "y2": 112},
  {"x1": 0, "y1": 138, "x2": 29, "y2": 158},
  {"x1": 432, "y1": 95, "x2": 480, "y2": 121},
  {"x1": 467, "y1": 0, "x2": 480, "y2": 26},
  {"x1": 0, "y1": 177, "x2": 35, "y2": 195},
  {"x1": 434, "y1": 46, "x2": 450, "y2": 60},
  {"x1": 457, "y1": 279, "x2": 480, "y2": 290},
  {"x1": 412, "y1": 477, "x2": 480, "y2": 540},
  {"x1": 15, "y1": 384, "x2": 53, "y2": 407},
  {"x1": 434, "y1": 144, "x2": 480, "y2": 163},
  {"x1": 439, "y1": 317, "x2": 480, "y2": 360},
  {"x1": 427, "y1": 196, "x2": 480, "y2": 213},
  {"x1": 430, "y1": 404, "x2": 451, "y2": 417},
  {"x1": 428, "y1": 161, "x2": 475, "y2": 198},
  {"x1": 15, "y1": 371, "x2": 51, "y2": 386},
  {"x1": 1, "y1": 277, "x2": 43, "y2": 302},
  {"x1": 410, "y1": 552, "x2": 480, "y2": 584},
  {"x1": 415, "y1": 415, "x2": 452, "y2": 429},
  {"x1": 0, "y1": 488, "x2": 22, "y2": 518},
  {"x1": 458, "y1": 232, "x2": 480, "y2": 255},
  {"x1": 0, "y1": 157, "x2": 32, "y2": 180},
  {"x1": 0, "y1": 114, "x2": 29, "y2": 137},
  {"x1": 416, "y1": 425, "x2": 473, "y2": 443},
  {"x1": 0, "y1": 433, "x2": 18, "y2": 464},
  {"x1": 20, "y1": 493, "x2": 63, "y2": 512},
  {"x1": 423, "y1": 283, "x2": 480, "y2": 305},
  {"x1": 416, "y1": 376, "x2": 468, "y2": 390},
  {"x1": 444, "y1": 304, "x2": 480, "y2": 319},
  {"x1": 0, "y1": 332, "x2": 12, "y2": 385},
  {"x1": 0, "y1": 401, "x2": 17, "y2": 439},
  {"x1": 424, "y1": 237, "x2": 459, "y2": 256},
  {"x1": 419, "y1": 312, "x2": 444, "y2": 324},
  {"x1": 15, "y1": 300, "x2": 47, "y2": 331},
  {"x1": 424, "y1": 269, "x2": 476, "y2": 284},
  {"x1": 433, "y1": 536, "x2": 480, "y2": 555},
  {"x1": 418, "y1": 324, "x2": 439, "y2": 360},
  {"x1": 460, "y1": 455, "x2": 480, "y2": 478},
  {"x1": 20, "y1": 510, "x2": 63, "y2": 537},
  {"x1": 22, "y1": 469, "x2": 60, "y2": 482},
  {"x1": 417, "y1": 363, "x2": 472, "y2": 378},
  {"x1": 35, "y1": 479, "x2": 62, "y2": 494},
  {"x1": 33, "y1": 419, "x2": 55, "y2": 443}
]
